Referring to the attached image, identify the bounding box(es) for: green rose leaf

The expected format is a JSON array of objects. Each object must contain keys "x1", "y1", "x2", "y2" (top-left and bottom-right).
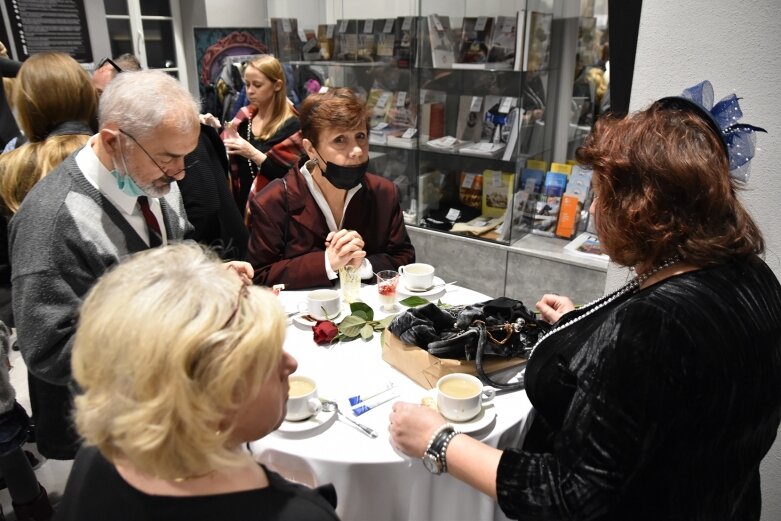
[
  {"x1": 350, "y1": 302, "x2": 374, "y2": 321},
  {"x1": 399, "y1": 296, "x2": 429, "y2": 307},
  {"x1": 338, "y1": 315, "x2": 368, "y2": 338},
  {"x1": 360, "y1": 323, "x2": 375, "y2": 340},
  {"x1": 374, "y1": 314, "x2": 396, "y2": 331},
  {"x1": 353, "y1": 310, "x2": 370, "y2": 321}
]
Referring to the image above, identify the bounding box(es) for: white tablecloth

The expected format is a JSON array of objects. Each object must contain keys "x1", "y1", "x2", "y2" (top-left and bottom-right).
[{"x1": 250, "y1": 283, "x2": 533, "y2": 521}]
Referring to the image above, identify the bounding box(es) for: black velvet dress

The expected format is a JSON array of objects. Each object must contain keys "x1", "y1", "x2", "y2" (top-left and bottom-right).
[{"x1": 497, "y1": 256, "x2": 781, "y2": 520}]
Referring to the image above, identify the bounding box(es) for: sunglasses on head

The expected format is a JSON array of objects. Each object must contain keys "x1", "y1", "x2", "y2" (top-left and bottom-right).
[{"x1": 98, "y1": 57, "x2": 123, "y2": 74}]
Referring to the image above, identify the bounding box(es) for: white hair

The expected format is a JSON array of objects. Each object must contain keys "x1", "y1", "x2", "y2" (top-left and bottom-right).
[{"x1": 98, "y1": 70, "x2": 200, "y2": 138}]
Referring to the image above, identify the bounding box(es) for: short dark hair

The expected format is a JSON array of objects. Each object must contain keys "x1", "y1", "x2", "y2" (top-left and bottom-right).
[
  {"x1": 576, "y1": 101, "x2": 764, "y2": 271},
  {"x1": 298, "y1": 88, "x2": 370, "y2": 146}
]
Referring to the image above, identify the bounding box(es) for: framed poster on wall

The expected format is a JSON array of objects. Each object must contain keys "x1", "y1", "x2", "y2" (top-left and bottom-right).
[{"x1": 3, "y1": 0, "x2": 92, "y2": 62}]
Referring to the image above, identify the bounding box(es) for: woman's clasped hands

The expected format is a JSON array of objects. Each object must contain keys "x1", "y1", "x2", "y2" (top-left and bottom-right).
[{"x1": 325, "y1": 229, "x2": 366, "y2": 271}]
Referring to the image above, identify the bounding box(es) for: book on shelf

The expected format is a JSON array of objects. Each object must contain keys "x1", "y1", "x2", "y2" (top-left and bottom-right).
[
  {"x1": 523, "y1": 11, "x2": 553, "y2": 71},
  {"x1": 424, "y1": 135, "x2": 466, "y2": 153},
  {"x1": 393, "y1": 16, "x2": 417, "y2": 68},
  {"x1": 521, "y1": 160, "x2": 547, "y2": 192},
  {"x1": 501, "y1": 107, "x2": 522, "y2": 161},
  {"x1": 386, "y1": 129, "x2": 418, "y2": 149},
  {"x1": 418, "y1": 170, "x2": 447, "y2": 215},
  {"x1": 565, "y1": 165, "x2": 593, "y2": 203},
  {"x1": 459, "y1": 141, "x2": 506, "y2": 158},
  {"x1": 530, "y1": 171, "x2": 568, "y2": 237},
  {"x1": 376, "y1": 18, "x2": 397, "y2": 63},
  {"x1": 563, "y1": 232, "x2": 609, "y2": 262},
  {"x1": 357, "y1": 19, "x2": 377, "y2": 62},
  {"x1": 455, "y1": 95, "x2": 485, "y2": 143},
  {"x1": 334, "y1": 19, "x2": 359, "y2": 61},
  {"x1": 457, "y1": 16, "x2": 493, "y2": 64},
  {"x1": 554, "y1": 193, "x2": 581, "y2": 239},
  {"x1": 386, "y1": 90, "x2": 417, "y2": 129},
  {"x1": 271, "y1": 18, "x2": 303, "y2": 62},
  {"x1": 367, "y1": 88, "x2": 393, "y2": 127},
  {"x1": 458, "y1": 172, "x2": 483, "y2": 210},
  {"x1": 301, "y1": 29, "x2": 321, "y2": 61},
  {"x1": 550, "y1": 162, "x2": 573, "y2": 176},
  {"x1": 482, "y1": 170, "x2": 514, "y2": 217},
  {"x1": 317, "y1": 24, "x2": 336, "y2": 60},
  {"x1": 369, "y1": 123, "x2": 403, "y2": 145},
  {"x1": 426, "y1": 14, "x2": 457, "y2": 68},
  {"x1": 485, "y1": 12, "x2": 523, "y2": 70},
  {"x1": 418, "y1": 89, "x2": 447, "y2": 141}
]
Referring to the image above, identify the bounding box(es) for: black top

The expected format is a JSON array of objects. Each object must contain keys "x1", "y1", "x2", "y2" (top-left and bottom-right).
[
  {"x1": 54, "y1": 446, "x2": 340, "y2": 521},
  {"x1": 496, "y1": 256, "x2": 781, "y2": 521},
  {"x1": 178, "y1": 124, "x2": 248, "y2": 260},
  {"x1": 234, "y1": 116, "x2": 300, "y2": 208}
]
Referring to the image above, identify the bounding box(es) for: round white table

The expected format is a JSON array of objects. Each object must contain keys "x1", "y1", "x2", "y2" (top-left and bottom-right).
[{"x1": 250, "y1": 282, "x2": 533, "y2": 521}]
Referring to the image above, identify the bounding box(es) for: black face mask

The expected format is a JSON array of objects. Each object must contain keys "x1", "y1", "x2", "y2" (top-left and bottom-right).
[{"x1": 313, "y1": 148, "x2": 368, "y2": 190}]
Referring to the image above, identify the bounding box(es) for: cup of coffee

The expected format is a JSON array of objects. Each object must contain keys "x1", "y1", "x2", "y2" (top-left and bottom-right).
[
  {"x1": 436, "y1": 374, "x2": 495, "y2": 422},
  {"x1": 286, "y1": 375, "x2": 322, "y2": 421},
  {"x1": 301, "y1": 289, "x2": 341, "y2": 321},
  {"x1": 399, "y1": 263, "x2": 435, "y2": 290}
]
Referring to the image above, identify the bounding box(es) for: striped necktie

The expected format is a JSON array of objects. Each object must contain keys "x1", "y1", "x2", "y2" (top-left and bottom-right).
[{"x1": 137, "y1": 196, "x2": 162, "y2": 247}]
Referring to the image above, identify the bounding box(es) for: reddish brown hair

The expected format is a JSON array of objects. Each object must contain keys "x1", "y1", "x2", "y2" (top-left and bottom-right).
[
  {"x1": 576, "y1": 101, "x2": 764, "y2": 272},
  {"x1": 299, "y1": 88, "x2": 370, "y2": 146}
]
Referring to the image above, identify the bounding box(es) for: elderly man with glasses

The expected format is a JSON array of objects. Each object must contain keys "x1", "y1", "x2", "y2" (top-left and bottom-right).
[
  {"x1": 91, "y1": 53, "x2": 141, "y2": 94},
  {"x1": 8, "y1": 70, "x2": 254, "y2": 461}
]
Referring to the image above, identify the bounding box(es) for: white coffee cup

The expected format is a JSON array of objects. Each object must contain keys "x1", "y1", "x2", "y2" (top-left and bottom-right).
[
  {"x1": 399, "y1": 263, "x2": 435, "y2": 290},
  {"x1": 301, "y1": 289, "x2": 341, "y2": 321},
  {"x1": 436, "y1": 374, "x2": 495, "y2": 422},
  {"x1": 286, "y1": 375, "x2": 322, "y2": 421}
]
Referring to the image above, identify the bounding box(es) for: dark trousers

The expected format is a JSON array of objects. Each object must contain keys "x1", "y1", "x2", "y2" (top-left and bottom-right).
[{"x1": 27, "y1": 373, "x2": 80, "y2": 460}]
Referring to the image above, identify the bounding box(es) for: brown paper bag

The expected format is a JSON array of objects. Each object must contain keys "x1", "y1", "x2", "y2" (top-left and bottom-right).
[{"x1": 382, "y1": 330, "x2": 526, "y2": 390}]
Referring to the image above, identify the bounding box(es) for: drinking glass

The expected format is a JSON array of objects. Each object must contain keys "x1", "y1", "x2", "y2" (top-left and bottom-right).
[
  {"x1": 376, "y1": 270, "x2": 400, "y2": 312},
  {"x1": 339, "y1": 265, "x2": 361, "y2": 303}
]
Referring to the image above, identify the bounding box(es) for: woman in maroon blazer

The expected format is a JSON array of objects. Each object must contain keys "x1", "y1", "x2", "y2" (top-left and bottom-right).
[{"x1": 246, "y1": 88, "x2": 415, "y2": 289}]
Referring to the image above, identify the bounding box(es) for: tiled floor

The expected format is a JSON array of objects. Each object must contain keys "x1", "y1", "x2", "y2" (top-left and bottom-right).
[{"x1": 1, "y1": 349, "x2": 72, "y2": 520}]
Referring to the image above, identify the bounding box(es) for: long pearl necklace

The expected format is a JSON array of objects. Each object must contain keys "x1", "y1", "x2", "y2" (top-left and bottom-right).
[
  {"x1": 246, "y1": 115, "x2": 258, "y2": 179},
  {"x1": 527, "y1": 255, "x2": 681, "y2": 361}
]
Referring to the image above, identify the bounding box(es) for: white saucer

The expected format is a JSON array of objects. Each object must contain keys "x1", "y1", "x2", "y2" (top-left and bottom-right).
[
  {"x1": 276, "y1": 408, "x2": 337, "y2": 438},
  {"x1": 448, "y1": 405, "x2": 497, "y2": 434},
  {"x1": 292, "y1": 308, "x2": 348, "y2": 329},
  {"x1": 397, "y1": 276, "x2": 446, "y2": 298}
]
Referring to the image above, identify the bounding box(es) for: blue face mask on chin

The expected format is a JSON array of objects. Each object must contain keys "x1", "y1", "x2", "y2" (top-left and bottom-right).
[{"x1": 110, "y1": 167, "x2": 147, "y2": 197}]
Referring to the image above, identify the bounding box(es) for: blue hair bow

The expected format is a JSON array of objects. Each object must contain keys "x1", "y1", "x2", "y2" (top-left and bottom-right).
[{"x1": 680, "y1": 80, "x2": 766, "y2": 183}]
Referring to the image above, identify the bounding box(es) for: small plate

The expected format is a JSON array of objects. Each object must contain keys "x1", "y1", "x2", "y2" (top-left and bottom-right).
[
  {"x1": 276, "y1": 407, "x2": 337, "y2": 438},
  {"x1": 449, "y1": 404, "x2": 497, "y2": 434},
  {"x1": 397, "y1": 276, "x2": 446, "y2": 298},
  {"x1": 292, "y1": 308, "x2": 348, "y2": 329}
]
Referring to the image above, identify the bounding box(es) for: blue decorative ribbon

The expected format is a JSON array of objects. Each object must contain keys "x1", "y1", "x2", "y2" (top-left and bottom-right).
[{"x1": 680, "y1": 80, "x2": 766, "y2": 183}]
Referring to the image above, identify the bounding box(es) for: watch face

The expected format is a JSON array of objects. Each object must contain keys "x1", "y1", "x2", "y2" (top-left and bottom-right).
[{"x1": 422, "y1": 452, "x2": 442, "y2": 474}]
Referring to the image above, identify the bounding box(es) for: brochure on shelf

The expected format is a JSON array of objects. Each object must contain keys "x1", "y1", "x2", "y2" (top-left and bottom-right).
[
  {"x1": 457, "y1": 16, "x2": 493, "y2": 64},
  {"x1": 487, "y1": 13, "x2": 522, "y2": 69},
  {"x1": 523, "y1": 11, "x2": 553, "y2": 71},
  {"x1": 482, "y1": 170, "x2": 514, "y2": 217},
  {"x1": 459, "y1": 172, "x2": 483, "y2": 210}
]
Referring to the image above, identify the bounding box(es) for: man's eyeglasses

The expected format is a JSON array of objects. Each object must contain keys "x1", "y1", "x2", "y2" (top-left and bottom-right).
[
  {"x1": 98, "y1": 57, "x2": 123, "y2": 75},
  {"x1": 119, "y1": 129, "x2": 198, "y2": 178}
]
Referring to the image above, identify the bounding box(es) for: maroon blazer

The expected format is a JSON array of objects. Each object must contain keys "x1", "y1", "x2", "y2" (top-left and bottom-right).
[{"x1": 247, "y1": 165, "x2": 415, "y2": 289}]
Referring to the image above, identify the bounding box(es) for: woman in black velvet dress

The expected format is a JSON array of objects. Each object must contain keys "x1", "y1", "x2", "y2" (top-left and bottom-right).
[{"x1": 389, "y1": 82, "x2": 781, "y2": 520}]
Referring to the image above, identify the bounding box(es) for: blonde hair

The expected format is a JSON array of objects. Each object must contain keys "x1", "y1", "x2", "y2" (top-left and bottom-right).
[
  {"x1": 243, "y1": 55, "x2": 295, "y2": 140},
  {"x1": 0, "y1": 52, "x2": 96, "y2": 213},
  {"x1": 72, "y1": 242, "x2": 286, "y2": 480}
]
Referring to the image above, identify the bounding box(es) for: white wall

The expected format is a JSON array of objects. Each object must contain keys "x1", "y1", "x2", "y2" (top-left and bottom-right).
[
  {"x1": 605, "y1": 2, "x2": 781, "y2": 519},
  {"x1": 204, "y1": 0, "x2": 266, "y2": 26}
]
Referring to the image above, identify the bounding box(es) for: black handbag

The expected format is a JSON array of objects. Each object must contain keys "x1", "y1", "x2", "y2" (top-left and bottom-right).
[{"x1": 387, "y1": 297, "x2": 550, "y2": 391}]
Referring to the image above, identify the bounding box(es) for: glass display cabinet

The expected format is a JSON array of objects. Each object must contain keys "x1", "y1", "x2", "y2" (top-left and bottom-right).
[{"x1": 262, "y1": 0, "x2": 609, "y2": 301}]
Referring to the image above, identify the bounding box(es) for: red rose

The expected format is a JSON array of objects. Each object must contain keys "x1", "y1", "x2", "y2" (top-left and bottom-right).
[{"x1": 313, "y1": 320, "x2": 338, "y2": 345}]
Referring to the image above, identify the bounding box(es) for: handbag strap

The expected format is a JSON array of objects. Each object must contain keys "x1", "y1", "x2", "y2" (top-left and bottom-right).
[{"x1": 474, "y1": 322, "x2": 525, "y2": 391}]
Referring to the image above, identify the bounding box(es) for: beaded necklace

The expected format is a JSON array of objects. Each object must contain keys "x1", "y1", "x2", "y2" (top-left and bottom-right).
[
  {"x1": 246, "y1": 115, "x2": 258, "y2": 179},
  {"x1": 527, "y1": 255, "x2": 681, "y2": 361}
]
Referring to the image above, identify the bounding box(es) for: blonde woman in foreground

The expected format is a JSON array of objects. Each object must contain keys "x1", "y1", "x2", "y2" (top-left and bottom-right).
[{"x1": 54, "y1": 243, "x2": 339, "y2": 521}]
